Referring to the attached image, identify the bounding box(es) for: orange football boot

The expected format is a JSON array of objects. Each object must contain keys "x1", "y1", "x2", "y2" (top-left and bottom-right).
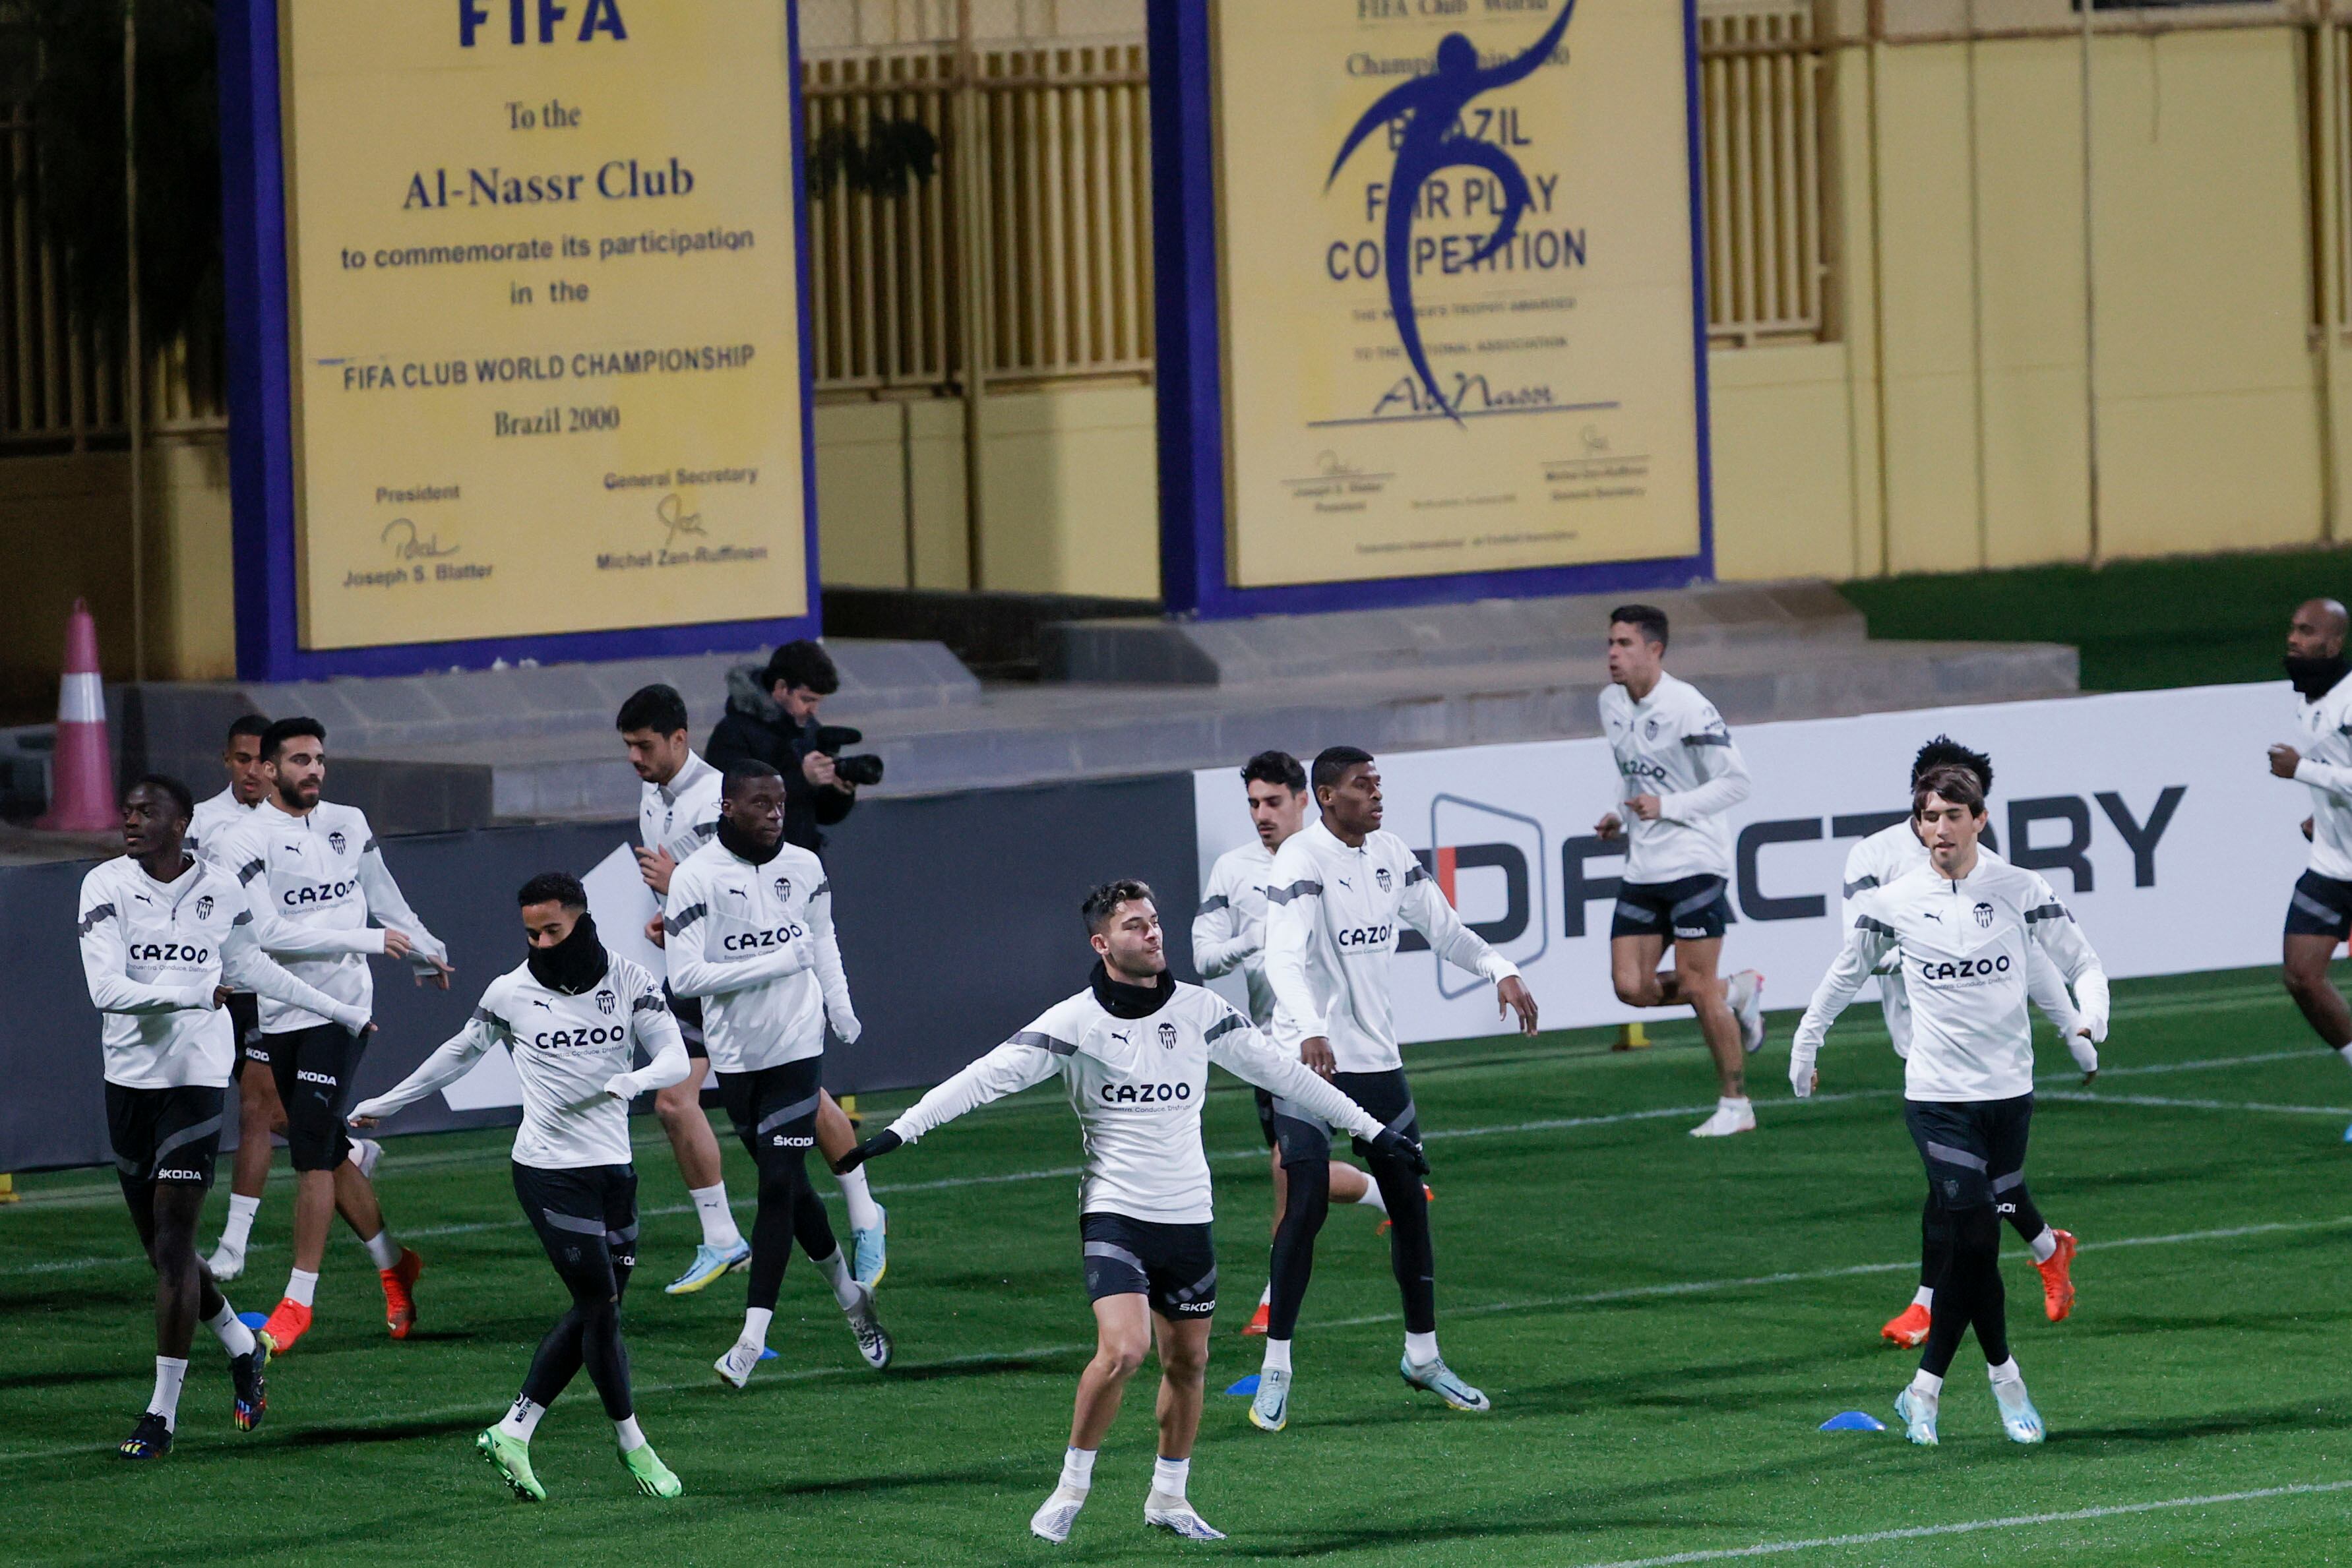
[
  {"x1": 381, "y1": 1247, "x2": 423, "y2": 1339},
  {"x1": 1880, "y1": 1302, "x2": 1932, "y2": 1348},
  {"x1": 257, "y1": 1298, "x2": 313, "y2": 1356},
  {"x1": 2035, "y1": 1230, "x2": 2078, "y2": 1323}
]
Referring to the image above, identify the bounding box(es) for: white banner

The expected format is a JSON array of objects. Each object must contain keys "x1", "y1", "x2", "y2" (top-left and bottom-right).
[{"x1": 1192, "y1": 684, "x2": 2308, "y2": 1044}]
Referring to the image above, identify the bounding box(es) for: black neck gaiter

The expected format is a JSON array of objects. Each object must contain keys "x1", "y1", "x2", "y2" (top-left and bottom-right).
[
  {"x1": 716, "y1": 817, "x2": 782, "y2": 866},
  {"x1": 1090, "y1": 959, "x2": 1175, "y2": 1019},
  {"x1": 526, "y1": 912, "x2": 610, "y2": 995}
]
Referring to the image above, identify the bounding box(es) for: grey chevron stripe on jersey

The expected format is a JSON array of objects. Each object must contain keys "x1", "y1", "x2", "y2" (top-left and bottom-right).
[
  {"x1": 631, "y1": 992, "x2": 667, "y2": 1013},
  {"x1": 1011, "y1": 1030, "x2": 1077, "y2": 1056},
  {"x1": 664, "y1": 903, "x2": 706, "y2": 935},
  {"x1": 2024, "y1": 903, "x2": 2070, "y2": 923},
  {"x1": 1857, "y1": 915, "x2": 1898, "y2": 937},
  {"x1": 1843, "y1": 875, "x2": 1880, "y2": 897},
  {"x1": 1203, "y1": 1013, "x2": 1248, "y2": 1042},
  {"x1": 1266, "y1": 879, "x2": 1323, "y2": 905},
  {"x1": 1683, "y1": 732, "x2": 1733, "y2": 747},
  {"x1": 1404, "y1": 864, "x2": 1430, "y2": 885},
  {"x1": 237, "y1": 859, "x2": 264, "y2": 884},
  {"x1": 1196, "y1": 894, "x2": 1230, "y2": 913},
  {"x1": 77, "y1": 903, "x2": 115, "y2": 935}
]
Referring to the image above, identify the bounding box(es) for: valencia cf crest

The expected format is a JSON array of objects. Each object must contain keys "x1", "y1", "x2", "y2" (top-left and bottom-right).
[
  {"x1": 1973, "y1": 901, "x2": 1995, "y2": 929},
  {"x1": 328, "y1": 829, "x2": 347, "y2": 854},
  {"x1": 1158, "y1": 1021, "x2": 1177, "y2": 1050},
  {"x1": 195, "y1": 895, "x2": 214, "y2": 920},
  {"x1": 774, "y1": 875, "x2": 791, "y2": 901},
  {"x1": 1375, "y1": 866, "x2": 1392, "y2": 892},
  {"x1": 1644, "y1": 717, "x2": 1660, "y2": 739},
  {"x1": 596, "y1": 989, "x2": 616, "y2": 1015}
]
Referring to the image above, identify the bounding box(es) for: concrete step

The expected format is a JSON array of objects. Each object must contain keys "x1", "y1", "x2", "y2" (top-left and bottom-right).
[{"x1": 439, "y1": 635, "x2": 2076, "y2": 822}]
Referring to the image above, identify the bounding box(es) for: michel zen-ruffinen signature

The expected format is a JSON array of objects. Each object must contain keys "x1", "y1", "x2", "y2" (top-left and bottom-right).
[
  {"x1": 380, "y1": 518, "x2": 458, "y2": 560},
  {"x1": 657, "y1": 492, "x2": 706, "y2": 549}
]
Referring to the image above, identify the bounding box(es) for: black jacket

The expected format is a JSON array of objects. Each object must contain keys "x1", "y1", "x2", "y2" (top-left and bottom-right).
[{"x1": 705, "y1": 663, "x2": 857, "y2": 853}]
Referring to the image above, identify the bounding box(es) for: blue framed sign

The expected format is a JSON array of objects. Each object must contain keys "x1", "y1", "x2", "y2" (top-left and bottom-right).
[
  {"x1": 1148, "y1": 0, "x2": 1713, "y2": 618},
  {"x1": 219, "y1": 0, "x2": 822, "y2": 680}
]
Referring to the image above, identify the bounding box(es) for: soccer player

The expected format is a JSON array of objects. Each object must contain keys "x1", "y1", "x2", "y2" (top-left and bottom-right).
[
  {"x1": 662, "y1": 762, "x2": 890, "y2": 1384},
  {"x1": 1595, "y1": 604, "x2": 1767, "y2": 1137},
  {"x1": 2266, "y1": 599, "x2": 2352, "y2": 1108},
  {"x1": 1250, "y1": 746, "x2": 1539, "y2": 1433},
  {"x1": 1791, "y1": 764, "x2": 2110, "y2": 1446},
  {"x1": 81, "y1": 775, "x2": 370, "y2": 1459},
  {"x1": 834, "y1": 879, "x2": 1425, "y2": 1544},
  {"x1": 1852, "y1": 736, "x2": 2096, "y2": 1348},
  {"x1": 220, "y1": 718, "x2": 453, "y2": 1354},
  {"x1": 1192, "y1": 749, "x2": 1398, "y2": 1339},
  {"x1": 351, "y1": 873, "x2": 689, "y2": 1501},
  {"x1": 619, "y1": 684, "x2": 888, "y2": 1296}
]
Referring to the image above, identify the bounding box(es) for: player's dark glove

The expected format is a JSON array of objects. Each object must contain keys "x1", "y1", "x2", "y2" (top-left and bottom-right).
[
  {"x1": 1370, "y1": 1124, "x2": 1429, "y2": 1175},
  {"x1": 832, "y1": 1129, "x2": 902, "y2": 1176}
]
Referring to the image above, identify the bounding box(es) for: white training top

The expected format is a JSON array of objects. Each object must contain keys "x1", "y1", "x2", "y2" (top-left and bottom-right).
[
  {"x1": 1599, "y1": 671, "x2": 1752, "y2": 884},
  {"x1": 221, "y1": 800, "x2": 449, "y2": 1034},
  {"x1": 352, "y1": 955, "x2": 686, "y2": 1168},
  {"x1": 77, "y1": 855, "x2": 366, "y2": 1089},
  {"x1": 1192, "y1": 839, "x2": 1281, "y2": 1031},
  {"x1": 2291, "y1": 673, "x2": 2352, "y2": 883},
  {"x1": 886, "y1": 973, "x2": 1388, "y2": 1225},
  {"x1": 1840, "y1": 819, "x2": 2089, "y2": 1067},
  {"x1": 663, "y1": 837, "x2": 858, "y2": 1074},
  {"x1": 638, "y1": 751, "x2": 723, "y2": 864},
  {"x1": 186, "y1": 786, "x2": 259, "y2": 872},
  {"x1": 1793, "y1": 855, "x2": 2110, "y2": 1102},
  {"x1": 1263, "y1": 819, "x2": 1517, "y2": 1074}
]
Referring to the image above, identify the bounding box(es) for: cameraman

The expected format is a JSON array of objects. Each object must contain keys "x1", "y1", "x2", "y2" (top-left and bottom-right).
[{"x1": 708, "y1": 640, "x2": 858, "y2": 853}]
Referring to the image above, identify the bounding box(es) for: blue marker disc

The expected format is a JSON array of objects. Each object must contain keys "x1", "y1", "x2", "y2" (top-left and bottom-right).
[
  {"x1": 1223, "y1": 1373, "x2": 1260, "y2": 1397},
  {"x1": 237, "y1": 1311, "x2": 268, "y2": 1331},
  {"x1": 1818, "y1": 1410, "x2": 1886, "y2": 1432},
  {"x1": 758, "y1": 1346, "x2": 779, "y2": 1361}
]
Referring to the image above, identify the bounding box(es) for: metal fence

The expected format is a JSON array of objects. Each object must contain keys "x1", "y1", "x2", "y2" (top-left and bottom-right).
[{"x1": 1697, "y1": 1, "x2": 1830, "y2": 347}]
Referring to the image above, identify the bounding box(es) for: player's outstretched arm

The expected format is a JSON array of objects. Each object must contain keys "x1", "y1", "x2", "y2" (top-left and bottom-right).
[
  {"x1": 1789, "y1": 917, "x2": 1887, "y2": 1095},
  {"x1": 349, "y1": 1006, "x2": 501, "y2": 1127},
  {"x1": 839, "y1": 1035, "x2": 1065, "y2": 1172},
  {"x1": 805, "y1": 884, "x2": 861, "y2": 1044},
  {"x1": 220, "y1": 911, "x2": 369, "y2": 1034}
]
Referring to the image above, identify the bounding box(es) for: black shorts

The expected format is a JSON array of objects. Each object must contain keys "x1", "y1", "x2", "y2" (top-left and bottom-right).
[
  {"x1": 107, "y1": 1082, "x2": 225, "y2": 1188},
  {"x1": 1903, "y1": 1094, "x2": 2033, "y2": 1213},
  {"x1": 225, "y1": 994, "x2": 266, "y2": 1075},
  {"x1": 667, "y1": 988, "x2": 708, "y2": 1062},
  {"x1": 1080, "y1": 1211, "x2": 1217, "y2": 1320},
  {"x1": 1611, "y1": 874, "x2": 1731, "y2": 944},
  {"x1": 2285, "y1": 871, "x2": 2352, "y2": 941},
  {"x1": 263, "y1": 1023, "x2": 367, "y2": 1172},
  {"x1": 514, "y1": 1161, "x2": 640, "y2": 1281},
  {"x1": 1260, "y1": 1066, "x2": 1419, "y2": 1167},
  {"x1": 1254, "y1": 1088, "x2": 1280, "y2": 1149},
  {"x1": 718, "y1": 1056, "x2": 823, "y2": 1166}
]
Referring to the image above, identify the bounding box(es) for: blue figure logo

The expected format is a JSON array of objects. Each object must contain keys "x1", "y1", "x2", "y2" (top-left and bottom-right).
[{"x1": 1328, "y1": 3, "x2": 1577, "y2": 423}]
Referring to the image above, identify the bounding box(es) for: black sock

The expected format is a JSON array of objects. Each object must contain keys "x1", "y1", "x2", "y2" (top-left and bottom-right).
[{"x1": 1264, "y1": 1158, "x2": 1329, "y2": 1341}]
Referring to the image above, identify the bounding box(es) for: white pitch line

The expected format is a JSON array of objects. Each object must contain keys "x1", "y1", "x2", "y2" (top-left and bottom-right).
[
  {"x1": 1568, "y1": 1479, "x2": 2352, "y2": 1568},
  {"x1": 2045, "y1": 1091, "x2": 2352, "y2": 1116}
]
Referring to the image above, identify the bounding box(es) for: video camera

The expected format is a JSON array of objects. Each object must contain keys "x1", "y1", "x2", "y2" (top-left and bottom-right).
[{"x1": 811, "y1": 725, "x2": 886, "y2": 788}]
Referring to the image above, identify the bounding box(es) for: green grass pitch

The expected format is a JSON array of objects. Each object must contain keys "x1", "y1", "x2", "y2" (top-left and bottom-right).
[{"x1": 8, "y1": 966, "x2": 2352, "y2": 1565}]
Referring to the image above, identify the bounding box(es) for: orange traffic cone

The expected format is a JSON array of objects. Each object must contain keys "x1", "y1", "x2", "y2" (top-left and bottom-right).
[{"x1": 35, "y1": 599, "x2": 115, "y2": 833}]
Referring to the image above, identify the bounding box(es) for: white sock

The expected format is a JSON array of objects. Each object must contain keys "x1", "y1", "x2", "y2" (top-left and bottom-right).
[
  {"x1": 1256, "y1": 1282, "x2": 1272, "y2": 1308},
  {"x1": 836, "y1": 1165, "x2": 884, "y2": 1232},
  {"x1": 614, "y1": 1414, "x2": 646, "y2": 1453},
  {"x1": 219, "y1": 1193, "x2": 261, "y2": 1251},
  {"x1": 1353, "y1": 1175, "x2": 1388, "y2": 1214},
  {"x1": 361, "y1": 1229, "x2": 400, "y2": 1271},
  {"x1": 1721, "y1": 1095, "x2": 1751, "y2": 1111},
  {"x1": 206, "y1": 1300, "x2": 257, "y2": 1360},
  {"x1": 1152, "y1": 1455, "x2": 1191, "y2": 1500},
  {"x1": 1911, "y1": 1286, "x2": 1934, "y2": 1310},
  {"x1": 739, "y1": 1306, "x2": 774, "y2": 1350},
  {"x1": 1909, "y1": 1370, "x2": 1944, "y2": 1397},
  {"x1": 149, "y1": 1356, "x2": 189, "y2": 1430},
  {"x1": 284, "y1": 1268, "x2": 319, "y2": 1308},
  {"x1": 2028, "y1": 1227, "x2": 2058, "y2": 1264},
  {"x1": 1059, "y1": 1445, "x2": 1097, "y2": 1494},
  {"x1": 497, "y1": 1395, "x2": 544, "y2": 1441},
  {"x1": 690, "y1": 1183, "x2": 743, "y2": 1251},
  {"x1": 816, "y1": 1245, "x2": 863, "y2": 1310},
  {"x1": 1261, "y1": 1337, "x2": 1293, "y2": 1375},
  {"x1": 1404, "y1": 1330, "x2": 1440, "y2": 1365},
  {"x1": 1987, "y1": 1356, "x2": 2025, "y2": 1388},
  {"x1": 2337, "y1": 1043, "x2": 2352, "y2": 1069}
]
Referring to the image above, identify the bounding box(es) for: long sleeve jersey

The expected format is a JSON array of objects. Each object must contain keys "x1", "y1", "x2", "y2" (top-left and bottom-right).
[
  {"x1": 78, "y1": 855, "x2": 367, "y2": 1089},
  {"x1": 352, "y1": 955, "x2": 685, "y2": 1168},
  {"x1": 1192, "y1": 841, "x2": 1280, "y2": 1030},
  {"x1": 186, "y1": 787, "x2": 259, "y2": 872},
  {"x1": 1793, "y1": 855, "x2": 2111, "y2": 1102},
  {"x1": 1599, "y1": 671, "x2": 1752, "y2": 883},
  {"x1": 1841, "y1": 820, "x2": 2091, "y2": 1069},
  {"x1": 1262, "y1": 820, "x2": 1518, "y2": 1073},
  {"x1": 886, "y1": 967, "x2": 1390, "y2": 1224},
  {"x1": 662, "y1": 837, "x2": 857, "y2": 1074},
  {"x1": 638, "y1": 751, "x2": 723, "y2": 863},
  {"x1": 222, "y1": 801, "x2": 449, "y2": 1034},
  {"x1": 2292, "y1": 672, "x2": 2352, "y2": 882}
]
